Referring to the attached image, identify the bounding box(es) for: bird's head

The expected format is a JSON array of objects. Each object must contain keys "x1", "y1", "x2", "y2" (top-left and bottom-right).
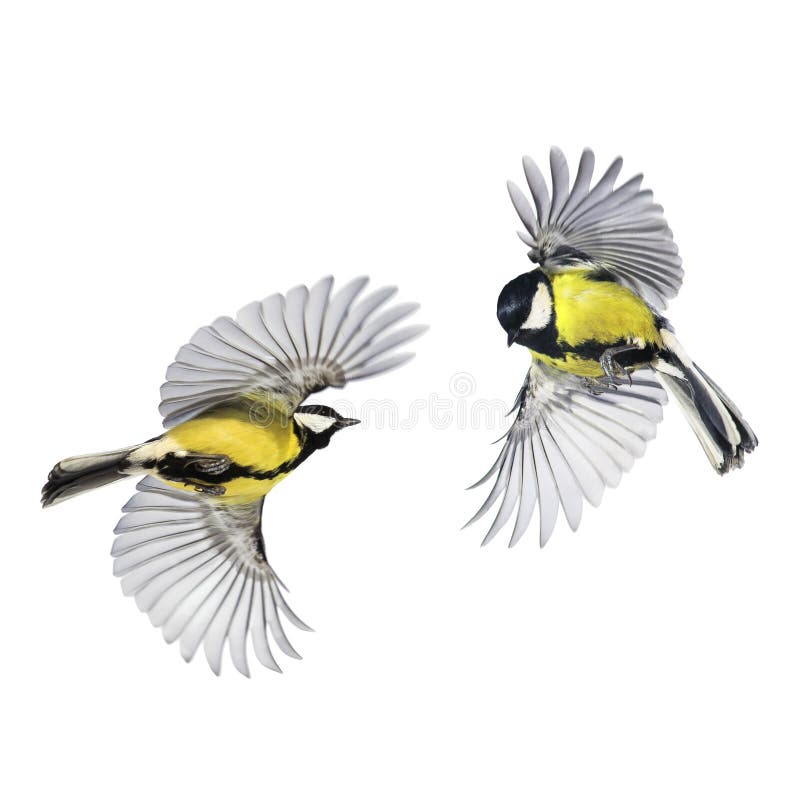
[
  {"x1": 496, "y1": 270, "x2": 554, "y2": 348},
  {"x1": 293, "y1": 405, "x2": 360, "y2": 449}
]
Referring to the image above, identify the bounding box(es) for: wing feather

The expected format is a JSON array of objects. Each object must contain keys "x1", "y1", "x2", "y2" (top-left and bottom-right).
[
  {"x1": 345, "y1": 352, "x2": 416, "y2": 381},
  {"x1": 337, "y1": 302, "x2": 420, "y2": 360},
  {"x1": 205, "y1": 567, "x2": 247, "y2": 676},
  {"x1": 259, "y1": 294, "x2": 297, "y2": 362},
  {"x1": 340, "y1": 324, "x2": 428, "y2": 370},
  {"x1": 546, "y1": 416, "x2": 605, "y2": 506},
  {"x1": 481, "y1": 440, "x2": 523, "y2": 546},
  {"x1": 178, "y1": 558, "x2": 239, "y2": 663},
  {"x1": 466, "y1": 362, "x2": 667, "y2": 547},
  {"x1": 539, "y1": 421, "x2": 583, "y2": 532},
  {"x1": 228, "y1": 572, "x2": 254, "y2": 677},
  {"x1": 283, "y1": 285, "x2": 310, "y2": 361},
  {"x1": 509, "y1": 436, "x2": 537, "y2": 547},
  {"x1": 112, "y1": 477, "x2": 309, "y2": 675},
  {"x1": 559, "y1": 148, "x2": 595, "y2": 221},
  {"x1": 508, "y1": 148, "x2": 683, "y2": 309},
  {"x1": 159, "y1": 277, "x2": 425, "y2": 427},
  {"x1": 530, "y1": 431, "x2": 560, "y2": 547},
  {"x1": 507, "y1": 180, "x2": 539, "y2": 237},
  {"x1": 548, "y1": 146, "x2": 570, "y2": 224},
  {"x1": 318, "y1": 277, "x2": 370, "y2": 359},
  {"x1": 523, "y1": 155, "x2": 551, "y2": 224},
  {"x1": 304, "y1": 276, "x2": 334, "y2": 362},
  {"x1": 328, "y1": 286, "x2": 398, "y2": 361}
]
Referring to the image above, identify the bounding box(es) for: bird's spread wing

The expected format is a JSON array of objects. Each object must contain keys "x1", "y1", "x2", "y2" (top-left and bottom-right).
[
  {"x1": 507, "y1": 147, "x2": 683, "y2": 309},
  {"x1": 465, "y1": 362, "x2": 668, "y2": 547},
  {"x1": 113, "y1": 477, "x2": 311, "y2": 675},
  {"x1": 159, "y1": 276, "x2": 427, "y2": 428}
]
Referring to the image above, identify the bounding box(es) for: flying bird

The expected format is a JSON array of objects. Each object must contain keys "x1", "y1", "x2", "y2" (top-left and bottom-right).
[
  {"x1": 466, "y1": 148, "x2": 757, "y2": 547},
  {"x1": 42, "y1": 277, "x2": 426, "y2": 674}
]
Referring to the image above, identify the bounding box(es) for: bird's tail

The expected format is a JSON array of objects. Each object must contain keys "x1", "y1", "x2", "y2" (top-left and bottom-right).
[
  {"x1": 654, "y1": 329, "x2": 757, "y2": 474},
  {"x1": 42, "y1": 446, "x2": 137, "y2": 507}
]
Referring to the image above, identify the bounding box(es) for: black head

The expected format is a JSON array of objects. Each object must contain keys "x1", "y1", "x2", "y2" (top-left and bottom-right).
[
  {"x1": 496, "y1": 270, "x2": 554, "y2": 347},
  {"x1": 293, "y1": 405, "x2": 360, "y2": 449}
]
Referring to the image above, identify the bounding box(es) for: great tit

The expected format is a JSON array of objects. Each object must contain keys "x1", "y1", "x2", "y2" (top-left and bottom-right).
[
  {"x1": 42, "y1": 277, "x2": 426, "y2": 674},
  {"x1": 466, "y1": 148, "x2": 757, "y2": 547}
]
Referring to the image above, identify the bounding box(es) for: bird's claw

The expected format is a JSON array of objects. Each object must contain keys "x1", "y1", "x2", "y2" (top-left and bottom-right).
[
  {"x1": 599, "y1": 351, "x2": 633, "y2": 386},
  {"x1": 187, "y1": 482, "x2": 226, "y2": 496},
  {"x1": 582, "y1": 375, "x2": 623, "y2": 395},
  {"x1": 187, "y1": 455, "x2": 231, "y2": 475}
]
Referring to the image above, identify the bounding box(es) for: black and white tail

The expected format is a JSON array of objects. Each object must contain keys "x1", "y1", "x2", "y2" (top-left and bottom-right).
[
  {"x1": 655, "y1": 329, "x2": 758, "y2": 474},
  {"x1": 42, "y1": 447, "x2": 135, "y2": 507}
]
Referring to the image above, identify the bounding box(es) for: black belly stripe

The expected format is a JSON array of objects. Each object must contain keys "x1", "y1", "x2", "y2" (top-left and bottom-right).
[
  {"x1": 154, "y1": 452, "x2": 297, "y2": 485},
  {"x1": 519, "y1": 329, "x2": 661, "y2": 367},
  {"x1": 567, "y1": 338, "x2": 660, "y2": 366}
]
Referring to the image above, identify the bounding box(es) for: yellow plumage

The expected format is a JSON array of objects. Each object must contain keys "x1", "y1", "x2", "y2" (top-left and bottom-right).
[
  {"x1": 529, "y1": 270, "x2": 663, "y2": 377},
  {"x1": 150, "y1": 406, "x2": 303, "y2": 503}
]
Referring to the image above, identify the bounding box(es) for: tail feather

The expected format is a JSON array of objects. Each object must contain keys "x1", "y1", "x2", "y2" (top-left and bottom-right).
[
  {"x1": 42, "y1": 447, "x2": 134, "y2": 507},
  {"x1": 693, "y1": 363, "x2": 758, "y2": 453},
  {"x1": 656, "y1": 330, "x2": 757, "y2": 474}
]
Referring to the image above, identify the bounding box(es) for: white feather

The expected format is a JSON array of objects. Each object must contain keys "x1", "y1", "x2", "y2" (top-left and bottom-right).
[
  {"x1": 466, "y1": 362, "x2": 667, "y2": 547},
  {"x1": 520, "y1": 282, "x2": 553, "y2": 331},
  {"x1": 111, "y1": 477, "x2": 310, "y2": 675}
]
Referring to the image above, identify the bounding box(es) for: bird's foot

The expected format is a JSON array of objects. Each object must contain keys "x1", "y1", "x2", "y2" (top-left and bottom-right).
[
  {"x1": 186, "y1": 481, "x2": 226, "y2": 497},
  {"x1": 599, "y1": 349, "x2": 633, "y2": 386},
  {"x1": 185, "y1": 454, "x2": 231, "y2": 475},
  {"x1": 582, "y1": 375, "x2": 625, "y2": 395}
]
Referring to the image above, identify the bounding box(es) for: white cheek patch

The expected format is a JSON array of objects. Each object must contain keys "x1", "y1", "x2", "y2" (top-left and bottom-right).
[
  {"x1": 294, "y1": 412, "x2": 336, "y2": 433},
  {"x1": 520, "y1": 282, "x2": 553, "y2": 331}
]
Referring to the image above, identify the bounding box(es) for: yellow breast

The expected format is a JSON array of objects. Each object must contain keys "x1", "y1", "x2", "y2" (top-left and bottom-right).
[
  {"x1": 530, "y1": 271, "x2": 662, "y2": 377},
  {"x1": 154, "y1": 406, "x2": 303, "y2": 503},
  {"x1": 552, "y1": 271, "x2": 661, "y2": 345}
]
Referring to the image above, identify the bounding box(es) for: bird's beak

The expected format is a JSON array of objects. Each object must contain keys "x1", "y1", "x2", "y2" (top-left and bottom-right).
[
  {"x1": 338, "y1": 417, "x2": 361, "y2": 428},
  {"x1": 507, "y1": 329, "x2": 519, "y2": 347}
]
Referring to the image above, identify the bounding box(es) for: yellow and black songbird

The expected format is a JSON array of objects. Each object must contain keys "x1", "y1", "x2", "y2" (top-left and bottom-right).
[
  {"x1": 42, "y1": 277, "x2": 426, "y2": 674},
  {"x1": 465, "y1": 148, "x2": 757, "y2": 547}
]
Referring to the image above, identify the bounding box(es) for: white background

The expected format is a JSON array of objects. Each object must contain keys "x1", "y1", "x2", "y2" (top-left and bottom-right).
[{"x1": 2, "y1": 2, "x2": 798, "y2": 798}]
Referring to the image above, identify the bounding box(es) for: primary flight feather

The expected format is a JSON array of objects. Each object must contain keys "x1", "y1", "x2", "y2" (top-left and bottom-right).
[
  {"x1": 42, "y1": 276, "x2": 426, "y2": 675},
  {"x1": 466, "y1": 147, "x2": 757, "y2": 547}
]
